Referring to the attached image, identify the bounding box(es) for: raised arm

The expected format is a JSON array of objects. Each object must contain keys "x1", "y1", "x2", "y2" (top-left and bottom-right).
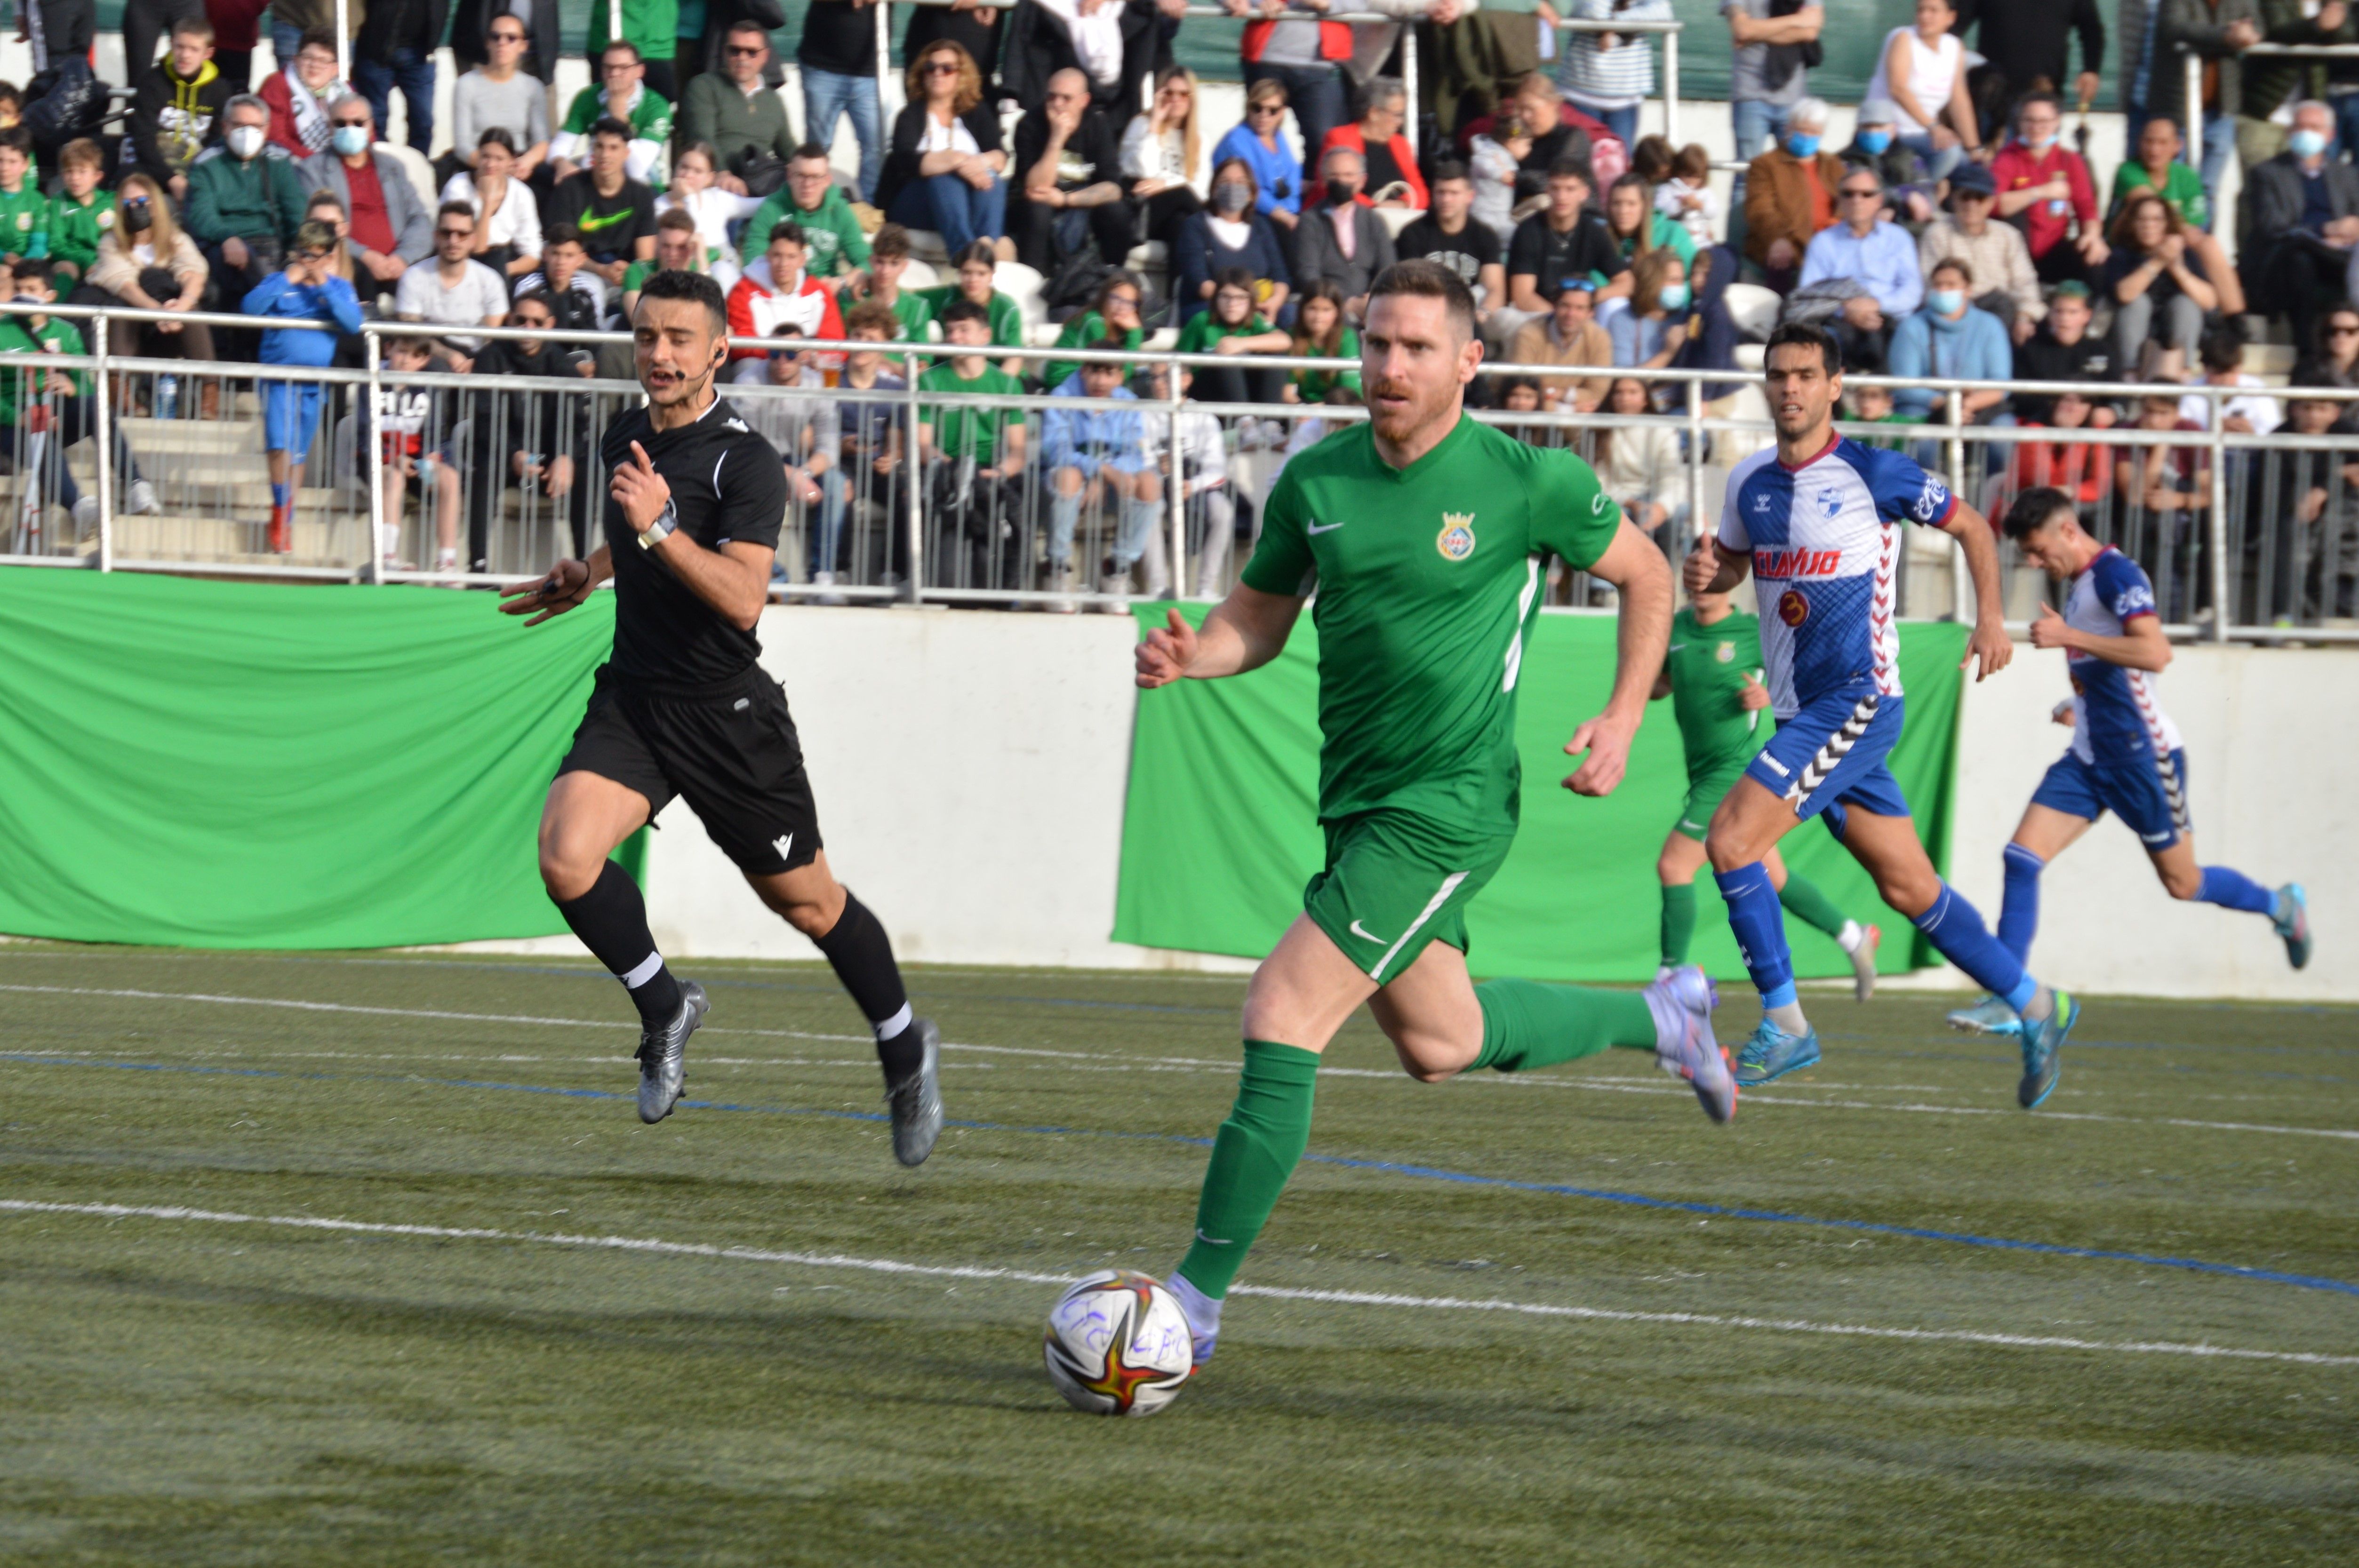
[
  {"x1": 1562, "y1": 518, "x2": 1673, "y2": 796},
  {"x1": 1135, "y1": 583, "x2": 1307, "y2": 686}
]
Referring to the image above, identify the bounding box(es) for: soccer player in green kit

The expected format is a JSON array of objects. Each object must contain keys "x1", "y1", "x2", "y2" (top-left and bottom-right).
[
  {"x1": 1130, "y1": 261, "x2": 1726, "y2": 1371},
  {"x1": 1652, "y1": 544, "x2": 1882, "y2": 999}
]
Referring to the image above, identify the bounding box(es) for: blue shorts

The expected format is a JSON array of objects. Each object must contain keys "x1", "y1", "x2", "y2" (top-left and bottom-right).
[
  {"x1": 263, "y1": 381, "x2": 324, "y2": 460},
  {"x1": 1744, "y1": 688, "x2": 1911, "y2": 833},
  {"x1": 2031, "y1": 747, "x2": 2192, "y2": 850}
]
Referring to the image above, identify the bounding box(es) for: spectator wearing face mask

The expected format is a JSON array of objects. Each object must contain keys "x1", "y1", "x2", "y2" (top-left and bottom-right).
[
  {"x1": 185, "y1": 91, "x2": 309, "y2": 310},
  {"x1": 1291, "y1": 145, "x2": 1395, "y2": 322},
  {"x1": 1172, "y1": 157, "x2": 1292, "y2": 323},
  {"x1": 1885, "y1": 258, "x2": 2011, "y2": 422},
  {"x1": 1743, "y1": 96, "x2": 1844, "y2": 293},
  {"x1": 300, "y1": 95, "x2": 435, "y2": 306},
  {"x1": 1836, "y1": 99, "x2": 1933, "y2": 230}
]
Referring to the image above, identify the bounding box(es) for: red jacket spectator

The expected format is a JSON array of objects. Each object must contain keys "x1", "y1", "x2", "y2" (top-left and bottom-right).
[
  {"x1": 1240, "y1": 16, "x2": 1351, "y2": 64},
  {"x1": 1991, "y1": 139, "x2": 2097, "y2": 263},
  {"x1": 1321, "y1": 121, "x2": 1426, "y2": 210},
  {"x1": 260, "y1": 50, "x2": 342, "y2": 159},
  {"x1": 725, "y1": 268, "x2": 845, "y2": 366}
]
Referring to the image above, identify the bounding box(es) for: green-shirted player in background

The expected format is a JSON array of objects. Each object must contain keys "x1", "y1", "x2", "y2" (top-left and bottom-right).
[
  {"x1": 1653, "y1": 542, "x2": 1881, "y2": 998},
  {"x1": 1130, "y1": 260, "x2": 1730, "y2": 1373}
]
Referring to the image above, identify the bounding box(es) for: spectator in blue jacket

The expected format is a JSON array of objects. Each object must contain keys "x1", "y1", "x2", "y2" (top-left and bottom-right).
[
  {"x1": 1799, "y1": 165, "x2": 1923, "y2": 321},
  {"x1": 1171, "y1": 156, "x2": 1293, "y2": 322},
  {"x1": 243, "y1": 218, "x2": 364, "y2": 554},
  {"x1": 1209, "y1": 78, "x2": 1303, "y2": 232},
  {"x1": 1885, "y1": 256, "x2": 2012, "y2": 422},
  {"x1": 1045, "y1": 347, "x2": 1165, "y2": 603}
]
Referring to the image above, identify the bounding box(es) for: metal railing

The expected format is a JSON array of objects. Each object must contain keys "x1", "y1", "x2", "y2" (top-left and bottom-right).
[
  {"x1": 2183, "y1": 42, "x2": 2359, "y2": 172},
  {"x1": 873, "y1": 3, "x2": 1686, "y2": 155},
  {"x1": 8, "y1": 299, "x2": 2359, "y2": 640}
]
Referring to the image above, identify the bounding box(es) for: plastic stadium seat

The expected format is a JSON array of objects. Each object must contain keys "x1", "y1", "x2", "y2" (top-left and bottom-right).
[
  {"x1": 1145, "y1": 327, "x2": 1177, "y2": 350},
  {"x1": 905, "y1": 228, "x2": 950, "y2": 264},
  {"x1": 380, "y1": 143, "x2": 439, "y2": 220},
  {"x1": 1375, "y1": 206, "x2": 1420, "y2": 238},
  {"x1": 900, "y1": 258, "x2": 939, "y2": 290},
  {"x1": 1721, "y1": 282, "x2": 1781, "y2": 342},
  {"x1": 1734, "y1": 342, "x2": 1766, "y2": 372},
  {"x1": 1124, "y1": 241, "x2": 1168, "y2": 271}
]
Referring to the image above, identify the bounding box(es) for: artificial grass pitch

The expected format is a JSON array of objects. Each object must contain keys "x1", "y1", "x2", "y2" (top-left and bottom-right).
[{"x1": 1, "y1": 944, "x2": 2353, "y2": 1564}]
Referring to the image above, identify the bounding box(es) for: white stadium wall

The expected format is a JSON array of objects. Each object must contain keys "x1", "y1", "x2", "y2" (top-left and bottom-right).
[{"x1": 632, "y1": 605, "x2": 2358, "y2": 1002}]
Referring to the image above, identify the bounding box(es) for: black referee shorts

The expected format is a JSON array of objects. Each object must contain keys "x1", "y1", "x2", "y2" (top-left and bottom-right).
[{"x1": 558, "y1": 667, "x2": 824, "y2": 877}]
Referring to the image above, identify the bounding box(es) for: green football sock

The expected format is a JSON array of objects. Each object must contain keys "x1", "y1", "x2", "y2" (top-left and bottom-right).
[
  {"x1": 1659, "y1": 881, "x2": 1697, "y2": 967},
  {"x1": 1778, "y1": 873, "x2": 1852, "y2": 940},
  {"x1": 1175, "y1": 1040, "x2": 1320, "y2": 1301},
  {"x1": 1470, "y1": 978, "x2": 1658, "y2": 1072}
]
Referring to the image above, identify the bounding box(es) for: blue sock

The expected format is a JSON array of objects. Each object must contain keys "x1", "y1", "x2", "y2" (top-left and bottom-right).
[
  {"x1": 2197, "y1": 865, "x2": 2277, "y2": 915},
  {"x1": 1715, "y1": 861, "x2": 1795, "y2": 1009},
  {"x1": 1998, "y1": 844, "x2": 2045, "y2": 964},
  {"x1": 270, "y1": 481, "x2": 291, "y2": 510},
  {"x1": 1913, "y1": 881, "x2": 2038, "y2": 1011}
]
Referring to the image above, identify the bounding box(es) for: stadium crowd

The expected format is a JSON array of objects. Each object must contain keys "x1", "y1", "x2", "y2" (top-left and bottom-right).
[{"x1": 0, "y1": 0, "x2": 2353, "y2": 611}]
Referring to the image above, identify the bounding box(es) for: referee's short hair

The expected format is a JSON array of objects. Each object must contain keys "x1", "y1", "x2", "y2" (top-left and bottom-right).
[
  {"x1": 1367, "y1": 258, "x2": 1476, "y2": 340},
  {"x1": 1764, "y1": 320, "x2": 1842, "y2": 376},
  {"x1": 634, "y1": 269, "x2": 728, "y2": 335}
]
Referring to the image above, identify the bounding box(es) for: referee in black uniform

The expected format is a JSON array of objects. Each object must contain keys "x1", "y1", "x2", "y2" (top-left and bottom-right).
[{"x1": 498, "y1": 270, "x2": 944, "y2": 1165}]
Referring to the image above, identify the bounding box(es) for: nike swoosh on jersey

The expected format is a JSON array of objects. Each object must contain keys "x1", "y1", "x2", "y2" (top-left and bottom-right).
[
  {"x1": 1307, "y1": 520, "x2": 1346, "y2": 534},
  {"x1": 1667, "y1": 643, "x2": 1688, "y2": 652},
  {"x1": 1348, "y1": 918, "x2": 1386, "y2": 942}
]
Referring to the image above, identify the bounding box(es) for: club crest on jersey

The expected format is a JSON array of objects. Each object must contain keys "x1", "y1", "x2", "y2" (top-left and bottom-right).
[
  {"x1": 1815, "y1": 486, "x2": 1842, "y2": 518},
  {"x1": 1436, "y1": 513, "x2": 1476, "y2": 560},
  {"x1": 1715, "y1": 641, "x2": 1735, "y2": 663},
  {"x1": 1777, "y1": 588, "x2": 1810, "y2": 627}
]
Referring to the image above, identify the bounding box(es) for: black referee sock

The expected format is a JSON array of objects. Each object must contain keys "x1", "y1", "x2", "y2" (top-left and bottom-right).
[
  {"x1": 813, "y1": 891, "x2": 921, "y2": 1085},
  {"x1": 556, "y1": 860, "x2": 683, "y2": 1026}
]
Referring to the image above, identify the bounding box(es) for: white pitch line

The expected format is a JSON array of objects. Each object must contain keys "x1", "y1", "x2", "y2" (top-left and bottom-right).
[
  {"x1": 4, "y1": 1199, "x2": 2352, "y2": 1369},
  {"x1": 8, "y1": 984, "x2": 2356, "y2": 1142}
]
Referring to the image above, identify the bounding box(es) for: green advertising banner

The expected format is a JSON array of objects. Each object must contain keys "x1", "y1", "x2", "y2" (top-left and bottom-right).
[
  {"x1": 1113, "y1": 606, "x2": 1967, "y2": 983},
  {"x1": 0, "y1": 571, "x2": 615, "y2": 950}
]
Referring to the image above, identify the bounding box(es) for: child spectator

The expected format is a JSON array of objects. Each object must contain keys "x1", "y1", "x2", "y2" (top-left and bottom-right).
[
  {"x1": 1467, "y1": 113, "x2": 1526, "y2": 239},
  {"x1": 1176, "y1": 267, "x2": 1290, "y2": 406},
  {"x1": 1282, "y1": 279, "x2": 1360, "y2": 404},
  {"x1": 370, "y1": 333, "x2": 462, "y2": 574},
  {"x1": 1046, "y1": 345, "x2": 1163, "y2": 607},
  {"x1": 623, "y1": 208, "x2": 710, "y2": 323},
  {"x1": 131, "y1": 16, "x2": 232, "y2": 194},
  {"x1": 725, "y1": 220, "x2": 846, "y2": 381},
  {"x1": 44, "y1": 138, "x2": 108, "y2": 287},
  {"x1": 1042, "y1": 269, "x2": 1145, "y2": 388},
  {"x1": 515, "y1": 223, "x2": 609, "y2": 333},
  {"x1": 920, "y1": 240, "x2": 1026, "y2": 376},
  {"x1": 916, "y1": 295, "x2": 1027, "y2": 593},
  {"x1": 1594, "y1": 375, "x2": 1686, "y2": 536},
  {"x1": 1653, "y1": 142, "x2": 1719, "y2": 251},
  {"x1": 842, "y1": 223, "x2": 933, "y2": 346},
  {"x1": 2176, "y1": 322, "x2": 2280, "y2": 434},
  {"x1": 815, "y1": 302, "x2": 912, "y2": 594},
  {"x1": 261, "y1": 27, "x2": 343, "y2": 160},
  {"x1": 662, "y1": 140, "x2": 764, "y2": 280},
  {"x1": 0, "y1": 128, "x2": 48, "y2": 265},
  {"x1": 0, "y1": 260, "x2": 158, "y2": 533},
  {"x1": 1842, "y1": 382, "x2": 1912, "y2": 450},
  {"x1": 243, "y1": 220, "x2": 362, "y2": 554}
]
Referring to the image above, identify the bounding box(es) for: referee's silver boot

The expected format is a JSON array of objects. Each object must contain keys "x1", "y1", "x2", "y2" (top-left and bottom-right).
[
  {"x1": 636, "y1": 981, "x2": 708, "y2": 1123},
  {"x1": 886, "y1": 1018, "x2": 944, "y2": 1166}
]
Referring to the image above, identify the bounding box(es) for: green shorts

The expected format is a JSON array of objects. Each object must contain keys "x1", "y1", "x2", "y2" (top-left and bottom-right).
[
  {"x1": 1673, "y1": 754, "x2": 1756, "y2": 843},
  {"x1": 1303, "y1": 811, "x2": 1518, "y2": 984}
]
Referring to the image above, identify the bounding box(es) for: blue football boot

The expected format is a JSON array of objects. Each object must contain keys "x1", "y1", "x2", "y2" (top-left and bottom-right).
[
  {"x1": 2017, "y1": 989, "x2": 2079, "y2": 1110},
  {"x1": 1946, "y1": 993, "x2": 2023, "y2": 1036},
  {"x1": 1735, "y1": 1016, "x2": 1821, "y2": 1086}
]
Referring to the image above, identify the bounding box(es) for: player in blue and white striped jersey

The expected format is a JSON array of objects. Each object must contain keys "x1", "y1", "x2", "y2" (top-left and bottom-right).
[
  {"x1": 1686, "y1": 322, "x2": 2084, "y2": 1109},
  {"x1": 1945, "y1": 490, "x2": 2311, "y2": 1035}
]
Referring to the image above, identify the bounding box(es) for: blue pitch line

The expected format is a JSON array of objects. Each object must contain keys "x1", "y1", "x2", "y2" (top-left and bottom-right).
[{"x1": 9, "y1": 1051, "x2": 2357, "y2": 1300}]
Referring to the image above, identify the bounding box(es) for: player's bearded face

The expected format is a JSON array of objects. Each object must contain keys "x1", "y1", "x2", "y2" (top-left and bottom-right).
[{"x1": 1364, "y1": 295, "x2": 1475, "y2": 444}]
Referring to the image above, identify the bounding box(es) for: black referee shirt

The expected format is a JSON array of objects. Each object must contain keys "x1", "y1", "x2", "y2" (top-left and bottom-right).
[{"x1": 601, "y1": 397, "x2": 788, "y2": 687}]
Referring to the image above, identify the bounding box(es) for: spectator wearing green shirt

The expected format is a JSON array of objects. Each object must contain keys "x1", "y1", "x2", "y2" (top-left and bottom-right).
[
  {"x1": 585, "y1": 0, "x2": 682, "y2": 102},
  {"x1": 740, "y1": 144, "x2": 871, "y2": 280},
  {"x1": 0, "y1": 260, "x2": 158, "y2": 528},
  {"x1": 0, "y1": 127, "x2": 48, "y2": 265},
  {"x1": 552, "y1": 43, "x2": 675, "y2": 186},
  {"x1": 917, "y1": 295, "x2": 1028, "y2": 590},
  {"x1": 841, "y1": 223, "x2": 933, "y2": 347},
  {"x1": 920, "y1": 240, "x2": 1025, "y2": 377},
  {"x1": 1174, "y1": 267, "x2": 1290, "y2": 406},
  {"x1": 623, "y1": 208, "x2": 710, "y2": 319},
  {"x1": 2106, "y1": 114, "x2": 2244, "y2": 317},
  {"x1": 681, "y1": 21, "x2": 798, "y2": 189},
  {"x1": 44, "y1": 139, "x2": 109, "y2": 285},
  {"x1": 1282, "y1": 279, "x2": 1363, "y2": 404},
  {"x1": 1043, "y1": 270, "x2": 1145, "y2": 387}
]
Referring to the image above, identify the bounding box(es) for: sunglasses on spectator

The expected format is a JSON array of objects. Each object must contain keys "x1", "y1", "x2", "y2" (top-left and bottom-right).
[
  {"x1": 923, "y1": 60, "x2": 960, "y2": 75},
  {"x1": 514, "y1": 314, "x2": 552, "y2": 327},
  {"x1": 2332, "y1": 324, "x2": 2359, "y2": 337},
  {"x1": 1249, "y1": 103, "x2": 1283, "y2": 116},
  {"x1": 726, "y1": 44, "x2": 764, "y2": 56},
  {"x1": 437, "y1": 226, "x2": 472, "y2": 239},
  {"x1": 490, "y1": 29, "x2": 524, "y2": 41}
]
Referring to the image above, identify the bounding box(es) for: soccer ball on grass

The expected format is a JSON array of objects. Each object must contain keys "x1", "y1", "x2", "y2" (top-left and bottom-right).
[{"x1": 1042, "y1": 1269, "x2": 1193, "y2": 1416}]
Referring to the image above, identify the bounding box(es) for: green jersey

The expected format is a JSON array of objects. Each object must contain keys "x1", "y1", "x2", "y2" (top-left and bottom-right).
[
  {"x1": 739, "y1": 185, "x2": 871, "y2": 275},
  {"x1": 1176, "y1": 312, "x2": 1274, "y2": 354},
  {"x1": 0, "y1": 184, "x2": 48, "y2": 260},
  {"x1": 560, "y1": 84, "x2": 676, "y2": 147},
  {"x1": 1241, "y1": 414, "x2": 1622, "y2": 832},
  {"x1": 919, "y1": 362, "x2": 1022, "y2": 460},
  {"x1": 45, "y1": 189, "x2": 107, "y2": 274},
  {"x1": 0, "y1": 314, "x2": 88, "y2": 421},
  {"x1": 1664, "y1": 605, "x2": 1768, "y2": 779},
  {"x1": 886, "y1": 288, "x2": 933, "y2": 342},
  {"x1": 1044, "y1": 310, "x2": 1141, "y2": 387},
  {"x1": 585, "y1": 0, "x2": 679, "y2": 61},
  {"x1": 919, "y1": 286, "x2": 1024, "y2": 353},
  {"x1": 1292, "y1": 326, "x2": 1362, "y2": 402}
]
